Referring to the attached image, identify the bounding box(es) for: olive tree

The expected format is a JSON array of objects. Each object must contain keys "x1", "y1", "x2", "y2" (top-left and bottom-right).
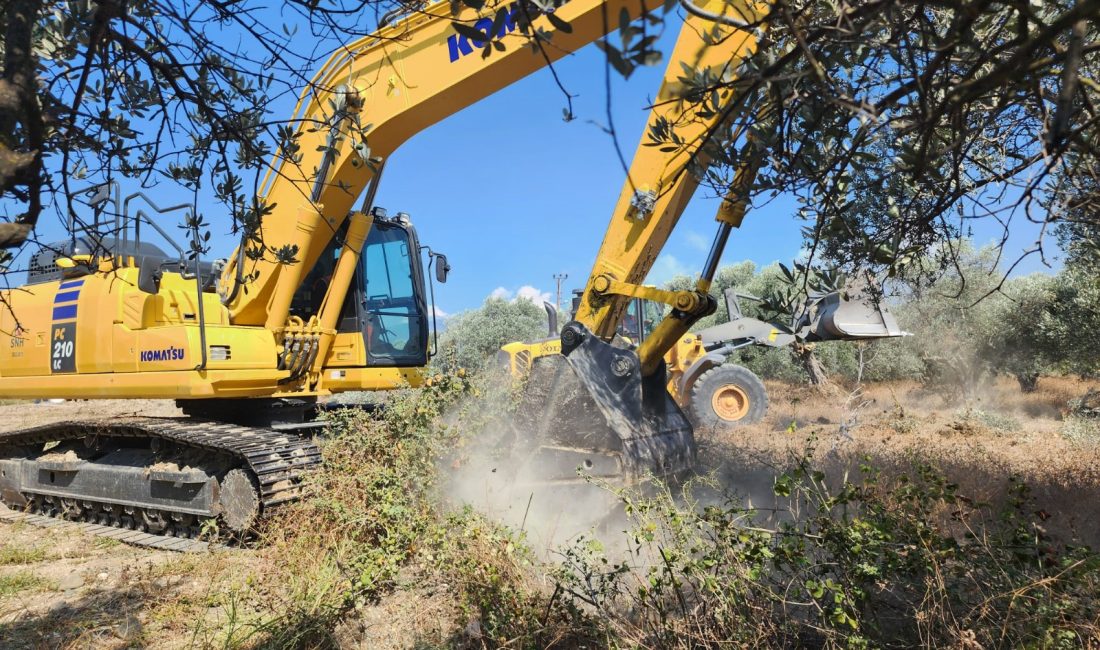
[
  {"x1": 0, "y1": 0, "x2": 398, "y2": 258},
  {"x1": 624, "y1": 0, "x2": 1100, "y2": 285},
  {"x1": 2, "y1": 0, "x2": 1096, "y2": 323},
  {"x1": 435, "y1": 296, "x2": 550, "y2": 372}
]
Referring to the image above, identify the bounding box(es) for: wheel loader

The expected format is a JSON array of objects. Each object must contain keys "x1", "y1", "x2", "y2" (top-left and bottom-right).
[
  {"x1": 501, "y1": 280, "x2": 905, "y2": 429},
  {"x1": 0, "y1": 0, "x2": 830, "y2": 545}
]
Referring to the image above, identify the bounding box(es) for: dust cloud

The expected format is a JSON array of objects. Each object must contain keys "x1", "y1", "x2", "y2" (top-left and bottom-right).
[
  {"x1": 442, "y1": 436, "x2": 624, "y2": 555},
  {"x1": 435, "y1": 373, "x2": 785, "y2": 558},
  {"x1": 441, "y1": 370, "x2": 1100, "y2": 562}
]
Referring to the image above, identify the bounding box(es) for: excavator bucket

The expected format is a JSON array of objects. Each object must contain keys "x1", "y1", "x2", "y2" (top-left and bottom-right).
[
  {"x1": 511, "y1": 322, "x2": 695, "y2": 486},
  {"x1": 699, "y1": 279, "x2": 906, "y2": 351}
]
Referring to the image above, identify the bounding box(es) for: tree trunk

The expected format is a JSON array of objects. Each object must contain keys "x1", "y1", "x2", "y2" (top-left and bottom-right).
[
  {"x1": 1, "y1": 0, "x2": 45, "y2": 245},
  {"x1": 1015, "y1": 371, "x2": 1040, "y2": 393},
  {"x1": 794, "y1": 343, "x2": 831, "y2": 388}
]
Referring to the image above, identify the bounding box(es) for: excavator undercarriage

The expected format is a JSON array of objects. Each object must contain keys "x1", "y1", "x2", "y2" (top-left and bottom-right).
[{"x1": 0, "y1": 418, "x2": 320, "y2": 541}]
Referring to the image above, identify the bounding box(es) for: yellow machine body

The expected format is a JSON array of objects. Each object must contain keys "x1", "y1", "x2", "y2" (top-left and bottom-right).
[
  {"x1": 2, "y1": 0, "x2": 765, "y2": 408},
  {"x1": 0, "y1": 265, "x2": 421, "y2": 399}
]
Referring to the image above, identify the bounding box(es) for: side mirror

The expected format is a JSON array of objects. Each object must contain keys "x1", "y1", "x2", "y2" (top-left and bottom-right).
[{"x1": 434, "y1": 254, "x2": 450, "y2": 284}]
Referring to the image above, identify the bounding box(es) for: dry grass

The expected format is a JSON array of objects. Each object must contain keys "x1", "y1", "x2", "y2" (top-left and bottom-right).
[
  {"x1": 1, "y1": 375, "x2": 1099, "y2": 648},
  {"x1": 706, "y1": 375, "x2": 1100, "y2": 549}
]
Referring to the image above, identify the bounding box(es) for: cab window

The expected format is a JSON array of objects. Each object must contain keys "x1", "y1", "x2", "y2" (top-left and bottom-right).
[
  {"x1": 642, "y1": 300, "x2": 665, "y2": 339},
  {"x1": 362, "y1": 224, "x2": 426, "y2": 365}
]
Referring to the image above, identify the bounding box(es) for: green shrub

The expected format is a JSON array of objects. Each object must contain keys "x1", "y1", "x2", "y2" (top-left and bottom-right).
[
  {"x1": 250, "y1": 371, "x2": 473, "y2": 646},
  {"x1": 0, "y1": 571, "x2": 50, "y2": 596},
  {"x1": 735, "y1": 346, "x2": 807, "y2": 383},
  {"x1": 551, "y1": 453, "x2": 1100, "y2": 648}
]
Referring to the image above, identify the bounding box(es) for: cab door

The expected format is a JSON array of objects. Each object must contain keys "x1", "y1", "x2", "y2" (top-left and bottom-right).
[{"x1": 359, "y1": 221, "x2": 429, "y2": 367}]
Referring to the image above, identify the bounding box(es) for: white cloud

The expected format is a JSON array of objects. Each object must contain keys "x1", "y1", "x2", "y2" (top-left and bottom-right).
[
  {"x1": 431, "y1": 305, "x2": 450, "y2": 319},
  {"x1": 685, "y1": 230, "x2": 711, "y2": 253},
  {"x1": 645, "y1": 253, "x2": 693, "y2": 286},
  {"x1": 515, "y1": 285, "x2": 552, "y2": 304},
  {"x1": 486, "y1": 285, "x2": 552, "y2": 305}
]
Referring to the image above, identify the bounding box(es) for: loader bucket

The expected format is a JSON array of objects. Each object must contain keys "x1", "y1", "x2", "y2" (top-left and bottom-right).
[
  {"x1": 511, "y1": 321, "x2": 696, "y2": 485},
  {"x1": 808, "y1": 282, "x2": 906, "y2": 341}
]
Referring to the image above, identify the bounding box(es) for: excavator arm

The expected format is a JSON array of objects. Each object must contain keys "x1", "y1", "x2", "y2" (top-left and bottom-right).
[
  {"x1": 219, "y1": 0, "x2": 769, "y2": 482},
  {"x1": 569, "y1": 7, "x2": 764, "y2": 349},
  {"x1": 220, "y1": 0, "x2": 679, "y2": 327},
  {"x1": 540, "y1": 2, "x2": 768, "y2": 479},
  {"x1": 221, "y1": 0, "x2": 765, "y2": 351}
]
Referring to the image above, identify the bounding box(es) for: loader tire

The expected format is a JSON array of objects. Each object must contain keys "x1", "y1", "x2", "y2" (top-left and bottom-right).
[{"x1": 688, "y1": 364, "x2": 768, "y2": 429}]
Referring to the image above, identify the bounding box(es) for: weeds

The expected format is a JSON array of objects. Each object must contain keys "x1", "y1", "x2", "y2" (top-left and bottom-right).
[
  {"x1": 0, "y1": 570, "x2": 51, "y2": 596},
  {"x1": 949, "y1": 407, "x2": 1021, "y2": 435},
  {"x1": 93, "y1": 537, "x2": 121, "y2": 550},
  {"x1": 1063, "y1": 388, "x2": 1100, "y2": 446},
  {"x1": 246, "y1": 370, "x2": 473, "y2": 647},
  {"x1": 1063, "y1": 417, "x2": 1100, "y2": 446},
  {"x1": 551, "y1": 455, "x2": 1100, "y2": 648},
  {"x1": 0, "y1": 544, "x2": 47, "y2": 565},
  {"x1": 887, "y1": 402, "x2": 919, "y2": 434}
]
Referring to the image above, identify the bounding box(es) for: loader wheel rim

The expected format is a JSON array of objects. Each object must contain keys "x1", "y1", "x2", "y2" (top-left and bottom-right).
[{"x1": 712, "y1": 384, "x2": 750, "y2": 421}]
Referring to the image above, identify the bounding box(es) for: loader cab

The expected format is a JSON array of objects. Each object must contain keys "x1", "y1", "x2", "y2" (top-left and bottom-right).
[
  {"x1": 566, "y1": 289, "x2": 663, "y2": 345},
  {"x1": 291, "y1": 210, "x2": 438, "y2": 368},
  {"x1": 617, "y1": 298, "x2": 665, "y2": 343}
]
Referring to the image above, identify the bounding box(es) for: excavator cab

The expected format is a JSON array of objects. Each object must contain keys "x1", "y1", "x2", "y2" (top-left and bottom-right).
[{"x1": 290, "y1": 209, "x2": 437, "y2": 369}]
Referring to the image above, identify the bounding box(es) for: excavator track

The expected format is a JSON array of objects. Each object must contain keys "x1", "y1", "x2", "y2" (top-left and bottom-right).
[
  {"x1": 0, "y1": 505, "x2": 227, "y2": 552},
  {"x1": 0, "y1": 418, "x2": 322, "y2": 548}
]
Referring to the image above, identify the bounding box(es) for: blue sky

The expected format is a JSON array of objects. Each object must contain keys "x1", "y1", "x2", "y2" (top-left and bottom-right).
[
  {"x1": 359, "y1": 32, "x2": 1060, "y2": 317},
  {"x1": 9, "y1": 10, "x2": 1059, "y2": 318}
]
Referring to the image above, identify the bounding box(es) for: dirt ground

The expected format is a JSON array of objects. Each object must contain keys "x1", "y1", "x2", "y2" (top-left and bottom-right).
[
  {"x1": 0, "y1": 519, "x2": 270, "y2": 649},
  {"x1": 0, "y1": 399, "x2": 185, "y2": 433},
  {"x1": 706, "y1": 375, "x2": 1100, "y2": 547},
  {"x1": 0, "y1": 375, "x2": 1098, "y2": 648}
]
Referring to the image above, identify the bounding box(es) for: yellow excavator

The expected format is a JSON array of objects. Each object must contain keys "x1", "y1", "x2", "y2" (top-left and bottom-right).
[{"x1": 0, "y1": 0, "x2": 774, "y2": 542}]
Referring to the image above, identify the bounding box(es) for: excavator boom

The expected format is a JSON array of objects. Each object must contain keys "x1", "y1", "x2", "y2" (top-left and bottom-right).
[{"x1": 223, "y1": 0, "x2": 674, "y2": 327}]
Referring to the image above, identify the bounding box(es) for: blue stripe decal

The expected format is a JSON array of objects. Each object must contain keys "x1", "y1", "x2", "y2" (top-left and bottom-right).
[
  {"x1": 52, "y1": 304, "x2": 78, "y2": 321},
  {"x1": 54, "y1": 290, "x2": 80, "y2": 304},
  {"x1": 58, "y1": 280, "x2": 85, "y2": 290}
]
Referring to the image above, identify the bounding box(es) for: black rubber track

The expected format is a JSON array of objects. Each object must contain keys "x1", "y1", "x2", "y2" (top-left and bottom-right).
[{"x1": 0, "y1": 418, "x2": 322, "y2": 539}]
